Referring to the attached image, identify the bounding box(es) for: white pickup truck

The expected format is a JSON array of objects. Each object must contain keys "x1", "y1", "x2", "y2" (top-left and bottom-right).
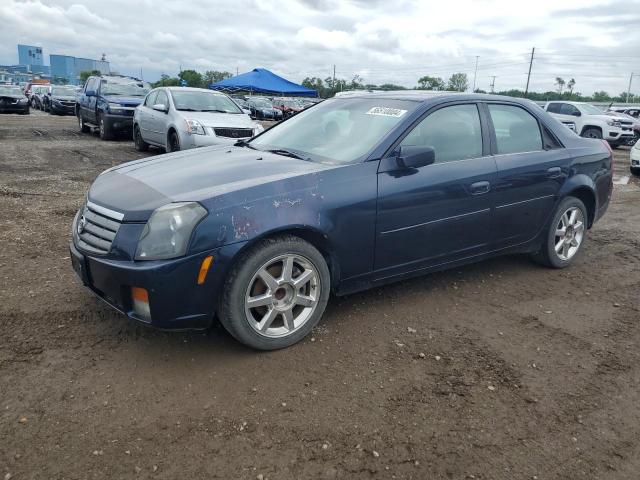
[{"x1": 544, "y1": 101, "x2": 635, "y2": 148}]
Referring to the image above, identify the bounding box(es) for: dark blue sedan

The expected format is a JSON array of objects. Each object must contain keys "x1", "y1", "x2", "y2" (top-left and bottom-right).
[{"x1": 70, "y1": 92, "x2": 613, "y2": 350}]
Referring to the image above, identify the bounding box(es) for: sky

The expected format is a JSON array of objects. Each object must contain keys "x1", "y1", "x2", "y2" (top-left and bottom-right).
[{"x1": 1, "y1": 0, "x2": 639, "y2": 95}]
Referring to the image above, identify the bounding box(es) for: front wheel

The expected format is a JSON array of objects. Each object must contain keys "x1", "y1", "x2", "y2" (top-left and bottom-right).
[
  {"x1": 78, "y1": 112, "x2": 90, "y2": 133},
  {"x1": 167, "y1": 130, "x2": 180, "y2": 152},
  {"x1": 218, "y1": 235, "x2": 331, "y2": 350},
  {"x1": 99, "y1": 114, "x2": 114, "y2": 140},
  {"x1": 533, "y1": 197, "x2": 587, "y2": 268},
  {"x1": 134, "y1": 125, "x2": 149, "y2": 152},
  {"x1": 581, "y1": 128, "x2": 602, "y2": 139}
]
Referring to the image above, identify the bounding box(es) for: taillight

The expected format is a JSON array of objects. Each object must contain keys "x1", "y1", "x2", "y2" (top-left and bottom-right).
[{"x1": 602, "y1": 140, "x2": 614, "y2": 173}]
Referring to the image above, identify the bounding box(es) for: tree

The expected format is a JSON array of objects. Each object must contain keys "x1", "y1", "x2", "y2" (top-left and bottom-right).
[
  {"x1": 203, "y1": 70, "x2": 232, "y2": 86},
  {"x1": 79, "y1": 70, "x2": 101, "y2": 82},
  {"x1": 178, "y1": 69, "x2": 204, "y2": 88},
  {"x1": 592, "y1": 91, "x2": 611, "y2": 102},
  {"x1": 152, "y1": 74, "x2": 180, "y2": 88},
  {"x1": 555, "y1": 77, "x2": 565, "y2": 94},
  {"x1": 447, "y1": 73, "x2": 469, "y2": 92},
  {"x1": 417, "y1": 75, "x2": 445, "y2": 90},
  {"x1": 567, "y1": 78, "x2": 576, "y2": 97}
]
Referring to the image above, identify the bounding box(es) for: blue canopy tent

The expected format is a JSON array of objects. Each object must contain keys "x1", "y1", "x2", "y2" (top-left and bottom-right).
[{"x1": 210, "y1": 68, "x2": 317, "y2": 97}]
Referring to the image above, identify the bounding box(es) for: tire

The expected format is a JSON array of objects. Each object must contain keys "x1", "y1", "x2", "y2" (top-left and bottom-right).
[
  {"x1": 134, "y1": 125, "x2": 149, "y2": 152},
  {"x1": 30, "y1": 98, "x2": 36, "y2": 108},
  {"x1": 98, "y1": 114, "x2": 114, "y2": 140},
  {"x1": 533, "y1": 197, "x2": 588, "y2": 269},
  {"x1": 631, "y1": 167, "x2": 640, "y2": 177},
  {"x1": 218, "y1": 235, "x2": 331, "y2": 350},
  {"x1": 167, "y1": 130, "x2": 180, "y2": 152},
  {"x1": 78, "y1": 112, "x2": 90, "y2": 133},
  {"x1": 581, "y1": 128, "x2": 602, "y2": 139}
]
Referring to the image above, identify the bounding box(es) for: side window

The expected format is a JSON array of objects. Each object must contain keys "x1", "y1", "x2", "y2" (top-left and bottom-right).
[
  {"x1": 488, "y1": 104, "x2": 543, "y2": 154},
  {"x1": 399, "y1": 104, "x2": 483, "y2": 163},
  {"x1": 546, "y1": 103, "x2": 561, "y2": 114},
  {"x1": 155, "y1": 90, "x2": 168, "y2": 107},
  {"x1": 145, "y1": 91, "x2": 158, "y2": 107},
  {"x1": 559, "y1": 104, "x2": 578, "y2": 116}
]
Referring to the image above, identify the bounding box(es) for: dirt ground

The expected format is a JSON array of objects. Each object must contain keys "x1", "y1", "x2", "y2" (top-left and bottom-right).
[{"x1": 1, "y1": 111, "x2": 639, "y2": 480}]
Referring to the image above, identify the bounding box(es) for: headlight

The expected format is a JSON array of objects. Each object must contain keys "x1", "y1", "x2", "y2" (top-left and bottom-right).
[
  {"x1": 108, "y1": 102, "x2": 123, "y2": 113},
  {"x1": 606, "y1": 120, "x2": 621, "y2": 127},
  {"x1": 18, "y1": 98, "x2": 28, "y2": 104},
  {"x1": 135, "y1": 202, "x2": 207, "y2": 260},
  {"x1": 185, "y1": 119, "x2": 205, "y2": 135}
]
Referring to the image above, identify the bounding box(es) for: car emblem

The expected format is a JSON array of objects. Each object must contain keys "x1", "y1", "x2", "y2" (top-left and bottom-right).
[
  {"x1": 77, "y1": 215, "x2": 86, "y2": 235},
  {"x1": 231, "y1": 131, "x2": 239, "y2": 137}
]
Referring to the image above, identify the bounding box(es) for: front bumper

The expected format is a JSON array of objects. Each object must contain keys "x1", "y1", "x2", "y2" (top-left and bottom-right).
[
  {"x1": 179, "y1": 129, "x2": 254, "y2": 149},
  {"x1": 70, "y1": 240, "x2": 246, "y2": 330},
  {"x1": 103, "y1": 112, "x2": 134, "y2": 132},
  {"x1": 0, "y1": 103, "x2": 29, "y2": 113},
  {"x1": 50, "y1": 102, "x2": 75, "y2": 115}
]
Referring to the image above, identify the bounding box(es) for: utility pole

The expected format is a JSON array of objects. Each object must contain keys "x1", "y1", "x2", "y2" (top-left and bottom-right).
[
  {"x1": 333, "y1": 64, "x2": 336, "y2": 89},
  {"x1": 236, "y1": 67, "x2": 239, "y2": 76},
  {"x1": 472, "y1": 56, "x2": 479, "y2": 92},
  {"x1": 525, "y1": 47, "x2": 535, "y2": 97},
  {"x1": 490, "y1": 76, "x2": 496, "y2": 93},
  {"x1": 626, "y1": 73, "x2": 634, "y2": 103}
]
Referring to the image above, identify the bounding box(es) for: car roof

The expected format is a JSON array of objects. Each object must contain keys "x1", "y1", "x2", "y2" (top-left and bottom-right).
[{"x1": 334, "y1": 90, "x2": 539, "y2": 106}]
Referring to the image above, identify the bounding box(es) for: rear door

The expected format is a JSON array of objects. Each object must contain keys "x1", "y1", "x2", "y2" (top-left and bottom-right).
[
  {"x1": 374, "y1": 102, "x2": 497, "y2": 280},
  {"x1": 487, "y1": 102, "x2": 572, "y2": 249}
]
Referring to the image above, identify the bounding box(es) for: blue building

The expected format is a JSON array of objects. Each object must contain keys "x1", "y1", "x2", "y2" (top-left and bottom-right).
[
  {"x1": 18, "y1": 44, "x2": 43, "y2": 66},
  {"x1": 50, "y1": 54, "x2": 110, "y2": 85}
]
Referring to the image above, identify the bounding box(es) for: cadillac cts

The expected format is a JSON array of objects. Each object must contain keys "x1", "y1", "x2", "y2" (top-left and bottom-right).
[{"x1": 70, "y1": 92, "x2": 613, "y2": 350}]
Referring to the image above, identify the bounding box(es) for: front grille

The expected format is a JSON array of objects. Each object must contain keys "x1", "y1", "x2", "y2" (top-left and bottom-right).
[
  {"x1": 214, "y1": 127, "x2": 253, "y2": 138},
  {"x1": 76, "y1": 201, "x2": 123, "y2": 255}
]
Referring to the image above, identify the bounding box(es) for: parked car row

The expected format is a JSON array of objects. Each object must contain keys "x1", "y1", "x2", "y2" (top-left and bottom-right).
[{"x1": 230, "y1": 95, "x2": 318, "y2": 120}]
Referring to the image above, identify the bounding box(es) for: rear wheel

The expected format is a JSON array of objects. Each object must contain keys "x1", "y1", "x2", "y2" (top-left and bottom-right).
[
  {"x1": 218, "y1": 235, "x2": 330, "y2": 350},
  {"x1": 168, "y1": 130, "x2": 180, "y2": 152},
  {"x1": 533, "y1": 197, "x2": 587, "y2": 268},
  {"x1": 98, "y1": 114, "x2": 114, "y2": 140},
  {"x1": 581, "y1": 128, "x2": 602, "y2": 139},
  {"x1": 134, "y1": 125, "x2": 149, "y2": 152}
]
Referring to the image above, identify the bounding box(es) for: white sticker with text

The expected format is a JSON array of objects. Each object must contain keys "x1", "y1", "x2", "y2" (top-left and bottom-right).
[{"x1": 365, "y1": 107, "x2": 407, "y2": 117}]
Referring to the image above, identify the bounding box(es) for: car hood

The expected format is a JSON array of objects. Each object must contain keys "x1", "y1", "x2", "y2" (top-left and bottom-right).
[
  {"x1": 178, "y1": 111, "x2": 255, "y2": 128},
  {"x1": 102, "y1": 95, "x2": 144, "y2": 106},
  {"x1": 0, "y1": 94, "x2": 24, "y2": 100},
  {"x1": 88, "y1": 146, "x2": 334, "y2": 221}
]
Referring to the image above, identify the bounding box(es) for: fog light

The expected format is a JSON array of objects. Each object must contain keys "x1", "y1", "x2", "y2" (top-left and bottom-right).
[
  {"x1": 197, "y1": 255, "x2": 213, "y2": 285},
  {"x1": 131, "y1": 287, "x2": 151, "y2": 321}
]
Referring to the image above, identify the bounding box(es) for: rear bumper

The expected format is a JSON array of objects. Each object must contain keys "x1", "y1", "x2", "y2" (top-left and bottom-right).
[{"x1": 70, "y1": 240, "x2": 246, "y2": 330}]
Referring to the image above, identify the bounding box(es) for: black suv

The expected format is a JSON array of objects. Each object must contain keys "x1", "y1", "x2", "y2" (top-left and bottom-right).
[{"x1": 76, "y1": 75, "x2": 150, "y2": 140}]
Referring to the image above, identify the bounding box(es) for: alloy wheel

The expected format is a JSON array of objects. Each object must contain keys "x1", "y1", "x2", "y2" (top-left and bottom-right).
[
  {"x1": 554, "y1": 206, "x2": 585, "y2": 261},
  {"x1": 244, "y1": 254, "x2": 320, "y2": 338}
]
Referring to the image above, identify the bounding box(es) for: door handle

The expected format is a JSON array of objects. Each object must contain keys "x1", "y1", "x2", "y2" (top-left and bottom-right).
[
  {"x1": 547, "y1": 167, "x2": 562, "y2": 178},
  {"x1": 470, "y1": 181, "x2": 491, "y2": 195}
]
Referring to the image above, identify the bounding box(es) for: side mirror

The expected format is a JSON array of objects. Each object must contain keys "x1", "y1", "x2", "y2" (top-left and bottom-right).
[
  {"x1": 571, "y1": 110, "x2": 581, "y2": 117},
  {"x1": 85, "y1": 90, "x2": 96, "y2": 97},
  {"x1": 397, "y1": 145, "x2": 435, "y2": 169},
  {"x1": 152, "y1": 103, "x2": 168, "y2": 113}
]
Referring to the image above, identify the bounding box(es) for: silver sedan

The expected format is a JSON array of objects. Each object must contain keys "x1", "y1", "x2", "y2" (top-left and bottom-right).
[{"x1": 133, "y1": 87, "x2": 264, "y2": 152}]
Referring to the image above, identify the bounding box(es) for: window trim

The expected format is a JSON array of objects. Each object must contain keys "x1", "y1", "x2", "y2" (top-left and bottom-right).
[
  {"x1": 484, "y1": 101, "x2": 564, "y2": 155},
  {"x1": 383, "y1": 101, "x2": 489, "y2": 164}
]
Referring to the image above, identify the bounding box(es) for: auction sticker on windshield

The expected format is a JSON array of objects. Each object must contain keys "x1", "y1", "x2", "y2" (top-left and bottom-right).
[{"x1": 365, "y1": 107, "x2": 407, "y2": 117}]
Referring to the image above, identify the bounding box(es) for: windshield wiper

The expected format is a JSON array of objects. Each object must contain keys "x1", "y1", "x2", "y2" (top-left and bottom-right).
[
  {"x1": 266, "y1": 149, "x2": 308, "y2": 160},
  {"x1": 201, "y1": 109, "x2": 232, "y2": 113},
  {"x1": 234, "y1": 139, "x2": 256, "y2": 149},
  {"x1": 177, "y1": 108, "x2": 200, "y2": 112}
]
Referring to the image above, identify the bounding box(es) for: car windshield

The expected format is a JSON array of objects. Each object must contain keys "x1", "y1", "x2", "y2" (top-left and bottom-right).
[
  {"x1": 101, "y1": 80, "x2": 150, "y2": 97},
  {"x1": 170, "y1": 90, "x2": 242, "y2": 113},
  {"x1": 250, "y1": 99, "x2": 272, "y2": 108},
  {"x1": 285, "y1": 100, "x2": 302, "y2": 108},
  {"x1": 52, "y1": 86, "x2": 76, "y2": 96},
  {"x1": 249, "y1": 97, "x2": 419, "y2": 165},
  {"x1": 581, "y1": 104, "x2": 604, "y2": 115},
  {"x1": 0, "y1": 86, "x2": 22, "y2": 95}
]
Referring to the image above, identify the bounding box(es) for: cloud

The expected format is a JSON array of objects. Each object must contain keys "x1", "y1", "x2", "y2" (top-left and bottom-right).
[{"x1": 0, "y1": 0, "x2": 638, "y2": 94}]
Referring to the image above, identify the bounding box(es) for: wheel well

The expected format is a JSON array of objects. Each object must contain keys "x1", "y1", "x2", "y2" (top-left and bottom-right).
[
  {"x1": 240, "y1": 228, "x2": 339, "y2": 287},
  {"x1": 580, "y1": 125, "x2": 602, "y2": 136},
  {"x1": 568, "y1": 187, "x2": 596, "y2": 228}
]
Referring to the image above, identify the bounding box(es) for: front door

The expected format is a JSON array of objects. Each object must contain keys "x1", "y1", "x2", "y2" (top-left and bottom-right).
[{"x1": 374, "y1": 103, "x2": 497, "y2": 281}]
